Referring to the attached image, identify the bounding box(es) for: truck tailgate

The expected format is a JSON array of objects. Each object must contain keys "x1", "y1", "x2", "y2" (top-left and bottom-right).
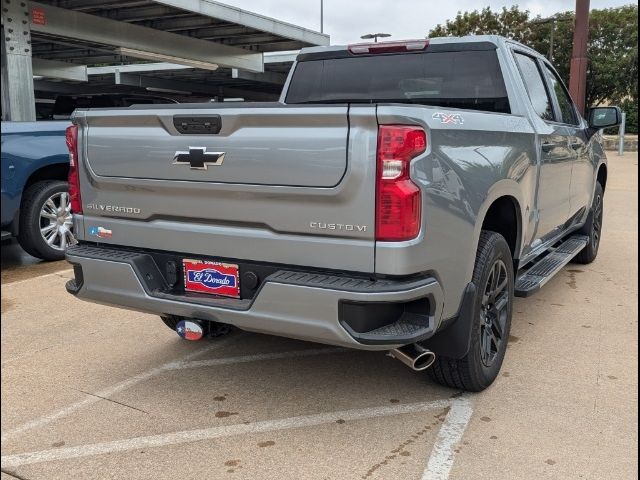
[
  {"x1": 74, "y1": 104, "x2": 377, "y2": 272},
  {"x1": 85, "y1": 104, "x2": 348, "y2": 187}
]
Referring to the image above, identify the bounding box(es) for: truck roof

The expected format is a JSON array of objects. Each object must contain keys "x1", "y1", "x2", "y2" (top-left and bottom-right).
[{"x1": 297, "y1": 35, "x2": 542, "y2": 60}]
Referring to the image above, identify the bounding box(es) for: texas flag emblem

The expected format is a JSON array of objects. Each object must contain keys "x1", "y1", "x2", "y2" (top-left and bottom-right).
[{"x1": 175, "y1": 320, "x2": 204, "y2": 341}]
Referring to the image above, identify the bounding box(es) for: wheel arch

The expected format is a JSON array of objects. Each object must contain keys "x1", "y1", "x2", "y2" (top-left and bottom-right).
[
  {"x1": 474, "y1": 183, "x2": 524, "y2": 265},
  {"x1": 23, "y1": 162, "x2": 69, "y2": 193},
  {"x1": 596, "y1": 162, "x2": 608, "y2": 192}
]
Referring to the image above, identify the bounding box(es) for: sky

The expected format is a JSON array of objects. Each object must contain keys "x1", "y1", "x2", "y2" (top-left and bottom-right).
[{"x1": 222, "y1": 0, "x2": 638, "y2": 45}]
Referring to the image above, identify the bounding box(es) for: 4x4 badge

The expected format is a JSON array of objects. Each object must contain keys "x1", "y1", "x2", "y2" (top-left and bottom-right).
[{"x1": 173, "y1": 147, "x2": 225, "y2": 170}]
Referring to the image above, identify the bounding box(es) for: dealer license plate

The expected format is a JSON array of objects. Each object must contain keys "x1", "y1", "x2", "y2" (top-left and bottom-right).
[{"x1": 182, "y1": 259, "x2": 240, "y2": 298}]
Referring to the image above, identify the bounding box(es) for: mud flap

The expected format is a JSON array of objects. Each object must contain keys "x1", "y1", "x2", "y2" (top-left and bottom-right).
[{"x1": 419, "y1": 283, "x2": 476, "y2": 359}]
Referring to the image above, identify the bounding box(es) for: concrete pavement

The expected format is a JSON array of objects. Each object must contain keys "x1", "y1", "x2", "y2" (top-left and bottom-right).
[{"x1": 1, "y1": 153, "x2": 637, "y2": 480}]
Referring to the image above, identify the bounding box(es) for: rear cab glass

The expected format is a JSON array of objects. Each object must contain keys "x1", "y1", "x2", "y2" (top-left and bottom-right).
[{"x1": 285, "y1": 48, "x2": 510, "y2": 114}]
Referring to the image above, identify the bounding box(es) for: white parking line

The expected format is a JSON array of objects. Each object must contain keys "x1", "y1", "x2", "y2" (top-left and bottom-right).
[
  {"x1": 2, "y1": 269, "x2": 73, "y2": 287},
  {"x1": 422, "y1": 396, "x2": 474, "y2": 480},
  {"x1": 0, "y1": 335, "x2": 241, "y2": 443},
  {"x1": 0, "y1": 338, "x2": 345, "y2": 443},
  {"x1": 171, "y1": 347, "x2": 347, "y2": 370},
  {"x1": 0, "y1": 399, "x2": 453, "y2": 468}
]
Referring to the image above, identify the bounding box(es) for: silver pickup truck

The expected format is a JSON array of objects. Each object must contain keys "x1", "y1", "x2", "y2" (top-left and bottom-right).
[{"x1": 65, "y1": 36, "x2": 621, "y2": 391}]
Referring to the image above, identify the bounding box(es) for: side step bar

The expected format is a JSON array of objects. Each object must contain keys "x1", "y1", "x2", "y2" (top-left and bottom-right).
[
  {"x1": 1, "y1": 231, "x2": 12, "y2": 241},
  {"x1": 515, "y1": 234, "x2": 589, "y2": 297}
]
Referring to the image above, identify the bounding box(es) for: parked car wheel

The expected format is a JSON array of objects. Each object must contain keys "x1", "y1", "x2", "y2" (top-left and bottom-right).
[
  {"x1": 17, "y1": 180, "x2": 75, "y2": 261},
  {"x1": 573, "y1": 182, "x2": 604, "y2": 264},
  {"x1": 428, "y1": 231, "x2": 514, "y2": 392}
]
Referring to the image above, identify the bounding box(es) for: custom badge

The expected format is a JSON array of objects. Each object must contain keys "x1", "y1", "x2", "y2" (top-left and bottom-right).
[
  {"x1": 175, "y1": 320, "x2": 204, "y2": 341},
  {"x1": 183, "y1": 259, "x2": 240, "y2": 298},
  {"x1": 88, "y1": 226, "x2": 113, "y2": 239},
  {"x1": 432, "y1": 112, "x2": 465, "y2": 125}
]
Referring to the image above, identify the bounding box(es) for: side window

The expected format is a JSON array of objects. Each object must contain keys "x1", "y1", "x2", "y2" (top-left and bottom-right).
[
  {"x1": 513, "y1": 52, "x2": 554, "y2": 122},
  {"x1": 542, "y1": 64, "x2": 579, "y2": 126}
]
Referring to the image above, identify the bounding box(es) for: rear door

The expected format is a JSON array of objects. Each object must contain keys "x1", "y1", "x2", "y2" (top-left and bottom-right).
[
  {"x1": 540, "y1": 61, "x2": 591, "y2": 218},
  {"x1": 513, "y1": 51, "x2": 574, "y2": 243}
]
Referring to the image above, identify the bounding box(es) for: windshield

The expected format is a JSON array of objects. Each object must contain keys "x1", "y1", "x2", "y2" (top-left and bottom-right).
[{"x1": 286, "y1": 50, "x2": 510, "y2": 114}]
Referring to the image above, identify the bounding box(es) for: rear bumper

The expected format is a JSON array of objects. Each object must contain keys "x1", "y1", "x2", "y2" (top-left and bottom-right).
[{"x1": 66, "y1": 244, "x2": 444, "y2": 350}]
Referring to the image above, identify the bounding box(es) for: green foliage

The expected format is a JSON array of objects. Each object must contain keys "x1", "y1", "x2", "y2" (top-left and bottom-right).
[
  {"x1": 620, "y1": 98, "x2": 638, "y2": 134},
  {"x1": 429, "y1": 6, "x2": 531, "y2": 39},
  {"x1": 428, "y1": 5, "x2": 638, "y2": 109}
]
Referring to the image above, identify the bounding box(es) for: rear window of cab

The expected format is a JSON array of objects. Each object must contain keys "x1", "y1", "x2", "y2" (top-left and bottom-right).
[{"x1": 285, "y1": 50, "x2": 510, "y2": 114}]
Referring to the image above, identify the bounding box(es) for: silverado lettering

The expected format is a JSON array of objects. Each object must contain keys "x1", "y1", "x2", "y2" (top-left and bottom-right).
[{"x1": 86, "y1": 204, "x2": 141, "y2": 214}]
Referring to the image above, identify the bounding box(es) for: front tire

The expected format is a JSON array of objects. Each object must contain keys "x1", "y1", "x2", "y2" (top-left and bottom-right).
[
  {"x1": 573, "y1": 182, "x2": 604, "y2": 264},
  {"x1": 17, "y1": 180, "x2": 75, "y2": 261},
  {"x1": 429, "y1": 231, "x2": 514, "y2": 392}
]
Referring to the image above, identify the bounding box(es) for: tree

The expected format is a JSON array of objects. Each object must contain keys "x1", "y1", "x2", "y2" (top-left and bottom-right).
[
  {"x1": 429, "y1": 6, "x2": 532, "y2": 41},
  {"x1": 428, "y1": 5, "x2": 638, "y2": 116}
]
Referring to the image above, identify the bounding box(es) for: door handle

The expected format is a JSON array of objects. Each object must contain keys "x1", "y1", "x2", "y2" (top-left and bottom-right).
[
  {"x1": 173, "y1": 115, "x2": 221, "y2": 135},
  {"x1": 541, "y1": 142, "x2": 555, "y2": 153}
]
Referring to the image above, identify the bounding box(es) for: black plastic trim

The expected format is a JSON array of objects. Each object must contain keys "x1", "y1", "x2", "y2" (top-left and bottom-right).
[
  {"x1": 419, "y1": 282, "x2": 476, "y2": 359},
  {"x1": 65, "y1": 262, "x2": 84, "y2": 295},
  {"x1": 338, "y1": 295, "x2": 437, "y2": 345},
  {"x1": 173, "y1": 115, "x2": 221, "y2": 135},
  {"x1": 65, "y1": 278, "x2": 80, "y2": 295},
  {"x1": 268, "y1": 270, "x2": 435, "y2": 293}
]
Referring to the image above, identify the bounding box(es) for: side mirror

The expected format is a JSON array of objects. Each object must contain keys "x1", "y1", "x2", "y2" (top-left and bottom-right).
[{"x1": 588, "y1": 106, "x2": 622, "y2": 130}]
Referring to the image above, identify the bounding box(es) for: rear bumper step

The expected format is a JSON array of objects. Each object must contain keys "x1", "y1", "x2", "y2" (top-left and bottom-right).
[{"x1": 66, "y1": 244, "x2": 444, "y2": 350}]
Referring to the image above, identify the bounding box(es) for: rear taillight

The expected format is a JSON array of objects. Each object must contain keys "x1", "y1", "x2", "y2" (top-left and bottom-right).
[
  {"x1": 376, "y1": 125, "x2": 426, "y2": 241},
  {"x1": 65, "y1": 125, "x2": 82, "y2": 214},
  {"x1": 348, "y1": 40, "x2": 429, "y2": 55}
]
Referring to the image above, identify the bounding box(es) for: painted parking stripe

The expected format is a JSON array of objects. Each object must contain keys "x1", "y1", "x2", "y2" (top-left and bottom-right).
[
  {"x1": 0, "y1": 334, "x2": 242, "y2": 442},
  {"x1": 170, "y1": 347, "x2": 347, "y2": 370},
  {"x1": 422, "y1": 396, "x2": 474, "y2": 480},
  {"x1": 0, "y1": 339, "x2": 345, "y2": 442},
  {"x1": 0, "y1": 399, "x2": 453, "y2": 468},
  {"x1": 2, "y1": 269, "x2": 73, "y2": 287}
]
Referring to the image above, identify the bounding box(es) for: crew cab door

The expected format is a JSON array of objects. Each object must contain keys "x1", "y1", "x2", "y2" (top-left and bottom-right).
[
  {"x1": 513, "y1": 51, "x2": 574, "y2": 244},
  {"x1": 539, "y1": 61, "x2": 591, "y2": 218}
]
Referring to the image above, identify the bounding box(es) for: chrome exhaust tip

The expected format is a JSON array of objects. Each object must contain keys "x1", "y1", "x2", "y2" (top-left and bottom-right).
[{"x1": 389, "y1": 344, "x2": 436, "y2": 371}]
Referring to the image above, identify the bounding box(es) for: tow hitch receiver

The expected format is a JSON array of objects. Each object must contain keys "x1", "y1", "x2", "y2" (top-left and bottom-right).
[{"x1": 176, "y1": 320, "x2": 204, "y2": 341}]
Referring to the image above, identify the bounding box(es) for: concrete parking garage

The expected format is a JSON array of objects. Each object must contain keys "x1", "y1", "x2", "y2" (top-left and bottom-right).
[{"x1": 2, "y1": 0, "x2": 328, "y2": 120}]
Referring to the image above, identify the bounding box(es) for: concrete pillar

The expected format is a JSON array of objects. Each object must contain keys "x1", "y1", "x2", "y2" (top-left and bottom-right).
[{"x1": 1, "y1": 0, "x2": 35, "y2": 121}]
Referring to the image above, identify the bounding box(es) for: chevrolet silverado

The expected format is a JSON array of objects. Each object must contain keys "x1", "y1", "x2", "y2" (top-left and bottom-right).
[{"x1": 64, "y1": 36, "x2": 621, "y2": 391}]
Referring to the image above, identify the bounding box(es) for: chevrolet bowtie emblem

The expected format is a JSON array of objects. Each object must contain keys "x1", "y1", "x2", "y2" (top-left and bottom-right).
[{"x1": 173, "y1": 147, "x2": 225, "y2": 170}]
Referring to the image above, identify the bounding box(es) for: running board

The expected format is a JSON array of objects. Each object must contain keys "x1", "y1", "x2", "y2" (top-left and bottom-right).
[
  {"x1": 1, "y1": 231, "x2": 12, "y2": 241},
  {"x1": 515, "y1": 235, "x2": 589, "y2": 297}
]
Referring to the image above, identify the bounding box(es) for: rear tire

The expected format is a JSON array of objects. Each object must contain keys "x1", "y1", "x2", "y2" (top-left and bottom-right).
[
  {"x1": 573, "y1": 182, "x2": 604, "y2": 264},
  {"x1": 428, "y1": 231, "x2": 514, "y2": 392},
  {"x1": 160, "y1": 315, "x2": 233, "y2": 338},
  {"x1": 17, "y1": 180, "x2": 75, "y2": 261}
]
